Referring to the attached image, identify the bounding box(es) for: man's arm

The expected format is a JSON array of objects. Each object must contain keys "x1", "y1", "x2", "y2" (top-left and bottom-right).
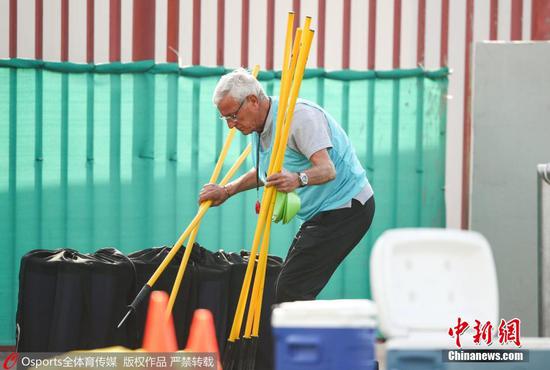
[
  {"x1": 225, "y1": 167, "x2": 263, "y2": 196},
  {"x1": 198, "y1": 167, "x2": 263, "y2": 206},
  {"x1": 265, "y1": 148, "x2": 336, "y2": 193}
]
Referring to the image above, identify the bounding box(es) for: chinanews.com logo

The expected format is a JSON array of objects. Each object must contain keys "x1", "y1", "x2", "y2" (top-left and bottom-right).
[
  {"x1": 448, "y1": 317, "x2": 522, "y2": 348},
  {"x1": 445, "y1": 317, "x2": 528, "y2": 363},
  {"x1": 3, "y1": 352, "x2": 18, "y2": 370}
]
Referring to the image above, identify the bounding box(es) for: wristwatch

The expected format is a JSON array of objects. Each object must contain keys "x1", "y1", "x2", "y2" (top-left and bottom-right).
[{"x1": 297, "y1": 172, "x2": 309, "y2": 187}]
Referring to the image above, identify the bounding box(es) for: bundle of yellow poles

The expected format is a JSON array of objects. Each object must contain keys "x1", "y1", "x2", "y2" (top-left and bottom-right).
[
  {"x1": 223, "y1": 12, "x2": 315, "y2": 370},
  {"x1": 117, "y1": 68, "x2": 260, "y2": 330}
]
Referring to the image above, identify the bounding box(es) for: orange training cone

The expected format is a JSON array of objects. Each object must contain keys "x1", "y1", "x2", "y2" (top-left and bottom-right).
[
  {"x1": 186, "y1": 309, "x2": 222, "y2": 369},
  {"x1": 142, "y1": 291, "x2": 178, "y2": 352}
]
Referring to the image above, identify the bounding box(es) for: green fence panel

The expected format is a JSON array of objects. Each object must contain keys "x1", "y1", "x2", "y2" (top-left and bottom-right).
[{"x1": 0, "y1": 60, "x2": 448, "y2": 344}]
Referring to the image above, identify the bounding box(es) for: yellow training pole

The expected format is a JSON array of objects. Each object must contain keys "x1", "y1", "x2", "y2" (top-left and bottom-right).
[
  {"x1": 227, "y1": 185, "x2": 276, "y2": 340},
  {"x1": 267, "y1": 13, "x2": 296, "y2": 177},
  {"x1": 303, "y1": 16, "x2": 312, "y2": 33},
  {"x1": 250, "y1": 64, "x2": 260, "y2": 78},
  {"x1": 227, "y1": 14, "x2": 296, "y2": 342},
  {"x1": 272, "y1": 30, "x2": 315, "y2": 174},
  {"x1": 228, "y1": 26, "x2": 314, "y2": 344},
  {"x1": 243, "y1": 23, "x2": 308, "y2": 336},
  {"x1": 218, "y1": 145, "x2": 253, "y2": 193},
  {"x1": 146, "y1": 144, "x2": 251, "y2": 288},
  {"x1": 283, "y1": 28, "x2": 302, "y2": 111},
  {"x1": 250, "y1": 184, "x2": 278, "y2": 336},
  {"x1": 210, "y1": 129, "x2": 237, "y2": 183},
  {"x1": 270, "y1": 18, "x2": 310, "y2": 165},
  {"x1": 248, "y1": 25, "x2": 316, "y2": 338},
  {"x1": 240, "y1": 26, "x2": 306, "y2": 336},
  {"x1": 244, "y1": 26, "x2": 315, "y2": 339},
  {"x1": 227, "y1": 19, "x2": 314, "y2": 350},
  {"x1": 165, "y1": 226, "x2": 200, "y2": 318},
  {"x1": 165, "y1": 66, "x2": 260, "y2": 318},
  {"x1": 243, "y1": 197, "x2": 275, "y2": 338}
]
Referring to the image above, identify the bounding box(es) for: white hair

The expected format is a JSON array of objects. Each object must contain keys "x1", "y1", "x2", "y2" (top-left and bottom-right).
[{"x1": 212, "y1": 68, "x2": 267, "y2": 105}]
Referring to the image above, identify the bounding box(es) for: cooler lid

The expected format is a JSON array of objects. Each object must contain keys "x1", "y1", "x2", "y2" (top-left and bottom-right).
[
  {"x1": 272, "y1": 299, "x2": 377, "y2": 328},
  {"x1": 370, "y1": 228, "x2": 498, "y2": 339}
]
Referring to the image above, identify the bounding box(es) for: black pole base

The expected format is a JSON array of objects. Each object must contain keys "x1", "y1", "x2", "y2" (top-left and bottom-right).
[{"x1": 117, "y1": 284, "x2": 152, "y2": 328}]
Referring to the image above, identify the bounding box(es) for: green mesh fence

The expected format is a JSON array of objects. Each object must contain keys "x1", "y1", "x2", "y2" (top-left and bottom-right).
[{"x1": 0, "y1": 59, "x2": 448, "y2": 344}]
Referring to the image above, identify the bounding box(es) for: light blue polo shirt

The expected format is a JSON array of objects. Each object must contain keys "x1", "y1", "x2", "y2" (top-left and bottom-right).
[{"x1": 251, "y1": 97, "x2": 373, "y2": 221}]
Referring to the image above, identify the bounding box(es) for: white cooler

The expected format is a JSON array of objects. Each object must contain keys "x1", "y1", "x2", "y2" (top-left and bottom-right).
[{"x1": 370, "y1": 228, "x2": 550, "y2": 370}]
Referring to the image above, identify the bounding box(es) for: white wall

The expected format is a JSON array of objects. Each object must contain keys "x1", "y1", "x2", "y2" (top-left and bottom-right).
[
  {"x1": 0, "y1": 0, "x2": 535, "y2": 229},
  {"x1": 471, "y1": 42, "x2": 550, "y2": 336}
]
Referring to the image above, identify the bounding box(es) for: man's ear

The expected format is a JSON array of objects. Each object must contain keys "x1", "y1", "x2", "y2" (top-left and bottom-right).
[{"x1": 248, "y1": 95, "x2": 259, "y2": 106}]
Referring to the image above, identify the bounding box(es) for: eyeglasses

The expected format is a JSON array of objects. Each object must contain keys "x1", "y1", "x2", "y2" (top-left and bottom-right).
[{"x1": 219, "y1": 99, "x2": 247, "y2": 122}]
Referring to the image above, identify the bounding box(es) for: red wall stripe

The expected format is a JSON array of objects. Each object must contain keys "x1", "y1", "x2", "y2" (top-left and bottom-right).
[
  {"x1": 167, "y1": 0, "x2": 180, "y2": 63},
  {"x1": 342, "y1": 0, "x2": 351, "y2": 69},
  {"x1": 417, "y1": 0, "x2": 426, "y2": 66},
  {"x1": 217, "y1": 0, "x2": 225, "y2": 66},
  {"x1": 192, "y1": 0, "x2": 201, "y2": 65},
  {"x1": 317, "y1": 0, "x2": 326, "y2": 68},
  {"x1": 86, "y1": 0, "x2": 94, "y2": 63},
  {"x1": 511, "y1": 0, "x2": 523, "y2": 40},
  {"x1": 392, "y1": 0, "x2": 402, "y2": 69},
  {"x1": 368, "y1": 0, "x2": 377, "y2": 70},
  {"x1": 110, "y1": 0, "x2": 121, "y2": 62},
  {"x1": 461, "y1": 0, "x2": 474, "y2": 230},
  {"x1": 132, "y1": 0, "x2": 156, "y2": 61},
  {"x1": 9, "y1": 0, "x2": 17, "y2": 58},
  {"x1": 241, "y1": 0, "x2": 250, "y2": 67},
  {"x1": 532, "y1": 0, "x2": 550, "y2": 40},
  {"x1": 440, "y1": 0, "x2": 449, "y2": 67},
  {"x1": 61, "y1": 0, "x2": 69, "y2": 61},
  {"x1": 266, "y1": 0, "x2": 275, "y2": 70},
  {"x1": 293, "y1": 0, "x2": 301, "y2": 33},
  {"x1": 490, "y1": 0, "x2": 499, "y2": 40},
  {"x1": 36, "y1": 0, "x2": 43, "y2": 60}
]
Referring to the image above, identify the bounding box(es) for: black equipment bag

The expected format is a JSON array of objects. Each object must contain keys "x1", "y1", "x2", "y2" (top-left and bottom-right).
[
  {"x1": 16, "y1": 248, "x2": 136, "y2": 351},
  {"x1": 16, "y1": 244, "x2": 282, "y2": 370}
]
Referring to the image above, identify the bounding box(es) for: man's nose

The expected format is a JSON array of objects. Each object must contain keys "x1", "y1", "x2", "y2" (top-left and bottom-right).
[{"x1": 227, "y1": 120, "x2": 237, "y2": 129}]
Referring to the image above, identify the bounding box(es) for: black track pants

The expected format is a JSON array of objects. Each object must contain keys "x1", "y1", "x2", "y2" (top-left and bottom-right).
[{"x1": 275, "y1": 196, "x2": 375, "y2": 303}]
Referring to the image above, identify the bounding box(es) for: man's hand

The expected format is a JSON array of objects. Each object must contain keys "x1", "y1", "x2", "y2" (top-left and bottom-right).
[
  {"x1": 265, "y1": 149, "x2": 336, "y2": 192},
  {"x1": 198, "y1": 183, "x2": 230, "y2": 207},
  {"x1": 265, "y1": 169, "x2": 300, "y2": 193}
]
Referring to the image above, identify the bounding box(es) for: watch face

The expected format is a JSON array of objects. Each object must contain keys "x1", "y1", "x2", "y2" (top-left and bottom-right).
[{"x1": 299, "y1": 172, "x2": 308, "y2": 186}]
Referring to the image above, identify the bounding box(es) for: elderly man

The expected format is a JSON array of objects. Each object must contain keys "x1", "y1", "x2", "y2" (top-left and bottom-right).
[{"x1": 199, "y1": 68, "x2": 375, "y2": 303}]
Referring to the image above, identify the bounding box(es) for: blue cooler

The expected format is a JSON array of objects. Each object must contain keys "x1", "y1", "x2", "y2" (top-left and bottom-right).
[{"x1": 272, "y1": 299, "x2": 377, "y2": 370}]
